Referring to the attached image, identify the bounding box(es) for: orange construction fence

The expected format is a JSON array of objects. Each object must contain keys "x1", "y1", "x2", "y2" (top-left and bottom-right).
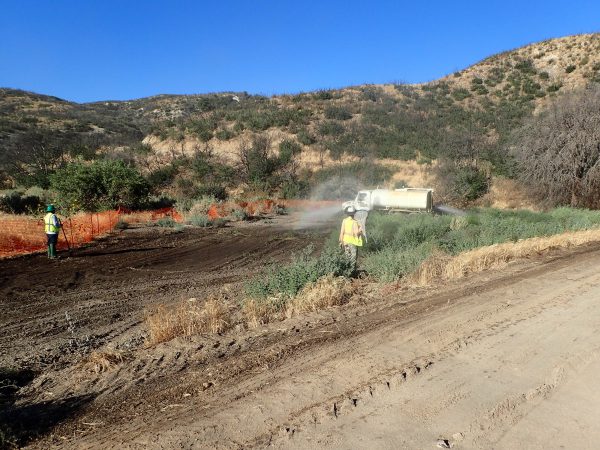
[
  {"x1": 0, "y1": 207, "x2": 182, "y2": 259},
  {"x1": 0, "y1": 201, "x2": 338, "y2": 259}
]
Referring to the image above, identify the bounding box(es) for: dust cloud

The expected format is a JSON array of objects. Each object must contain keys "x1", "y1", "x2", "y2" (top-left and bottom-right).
[
  {"x1": 293, "y1": 204, "x2": 342, "y2": 230},
  {"x1": 292, "y1": 178, "x2": 357, "y2": 230}
]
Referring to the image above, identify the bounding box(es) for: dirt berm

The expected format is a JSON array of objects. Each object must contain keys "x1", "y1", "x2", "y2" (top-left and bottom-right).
[{"x1": 2, "y1": 216, "x2": 600, "y2": 449}]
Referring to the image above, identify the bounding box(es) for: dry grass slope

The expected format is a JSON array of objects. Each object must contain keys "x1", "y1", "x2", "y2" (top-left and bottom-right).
[{"x1": 409, "y1": 228, "x2": 600, "y2": 286}]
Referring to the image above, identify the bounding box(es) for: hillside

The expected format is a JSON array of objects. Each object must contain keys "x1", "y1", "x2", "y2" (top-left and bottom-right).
[{"x1": 1, "y1": 33, "x2": 600, "y2": 200}]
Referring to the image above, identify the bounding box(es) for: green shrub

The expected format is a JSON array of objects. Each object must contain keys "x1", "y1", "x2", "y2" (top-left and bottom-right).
[
  {"x1": 244, "y1": 244, "x2": 353, "y2": 301},
  {"x1": 313, "y1": 90, "x2": 334, "y2": 100},
  {"x1": 146, "y1": 163, "x2": 180, "y2": 190},
  {"x1": 522, "y1": 79, "x2": 542, "y2": 95},
  {"x1": 565, "y1": 65, "x2": 576, "y2": 73},
  {"x1": 278, "y1": 139, "x2": 302, "y2": 165},
  {"x1": 539, "y1": 71, "x2": 550, "y2": 80},
  {"x1": 360, "y1": 208, "x2": 600, "y2": 281},
  {"x1": 471, "y1": 84, "x2": 489, "y2": 95},
  {"x1": 515, "y1": 59, "x2": 537, "y2": 74},
  {"x1": 280, "y1": 179, "x2": 309, "y2": 199},
  {"x1": 0, "y1": 190, "x2": 46, "y2": 214},
  {"x1": 174, "y1": 196, "x2": 195, "y2": 213},
  {"x1": 50, "y1": 160, "x2": 150, "y2": 212},
  {"x1": 156, "y1": 217, "x2": 177, "y2": 227},
  {"x1": 318, "y1": 120, "x2": 345, "y2": 136},
  {"x1": 362, "y1": 242, "x2": 433, "y2": 282},
  {"x1": 360, "y1": 86, "x2": 383, "y2": 102},
  {"x1": 547, "y1": 83, "x2": 562, "y2": 92},
  {"x1": 196, "y1": 184, "x2": 228, "y2": 201},
  {"x1": 216, "y1": 129, "x2": 235, "y2": 140},
  {"x1": 184, "y1": 196, "x2": 217, "y2": 215},
  {"x1": 296, "y1": 129, "x2": 316, "y2": 145},
  {"x1": 212, "y1": 218, "x2": 227, "y2": 228},
  {"x1": 187, "y1": 119, "x2": 216, "y2": 142},
  {"x1": 487, "y1": 67, "x2": 505, "y2": 84},
  {"x1": 324, "y1": 106, "x2": 353, "y2": 120},
  {"x1": 229, "y1": 207, "x2": 248, "y2": 221},
  {"x1": 451, "y1": 88, "x2": 471, "y2": 101},
  {"x1": 187, "y1": 213, "x2": 211, "y2": 227},
  {"x1": 453, "y1": 166, "x2": 489, "y2": 201},
  {"x1": 233, "y1": 121, "x2": 245, "y2": 133}
]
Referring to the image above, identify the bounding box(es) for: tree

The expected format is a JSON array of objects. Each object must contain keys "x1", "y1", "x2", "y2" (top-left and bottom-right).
[
  {"x1": 512, "y1": 86, "x2": 600, "y2": 208},
  {"x1": 435, "y1": 122, "x2": 491, "y2": 203},
  {"x1": 237, "y1": 135, "x2": 281, "y2": 189},
  {"x1": 50, "y1": 160, "x2": 150, "y2": 212},
  {"x1": 1, "y1": 130, "x2": 66, "y2": 188}
]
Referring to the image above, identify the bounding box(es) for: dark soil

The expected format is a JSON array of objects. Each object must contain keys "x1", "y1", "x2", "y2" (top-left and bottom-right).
[{"x1": 0, "y1": 220, "x2": 329, "y2": 371}]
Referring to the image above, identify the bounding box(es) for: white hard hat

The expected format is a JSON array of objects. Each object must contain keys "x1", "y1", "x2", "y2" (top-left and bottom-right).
[{"x1": 345, "y1": 205, "x2": 356, "y2": 215}]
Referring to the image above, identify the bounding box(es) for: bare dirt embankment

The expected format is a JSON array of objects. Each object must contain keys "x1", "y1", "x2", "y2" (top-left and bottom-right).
[{"x1": 3, "y1": 213, "x2": 600, "y2": 449}]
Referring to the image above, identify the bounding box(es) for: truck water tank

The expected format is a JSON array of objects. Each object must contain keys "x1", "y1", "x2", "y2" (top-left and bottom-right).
[{"x1": 371, "y1": 188, "x2": 433, "y2": 212}]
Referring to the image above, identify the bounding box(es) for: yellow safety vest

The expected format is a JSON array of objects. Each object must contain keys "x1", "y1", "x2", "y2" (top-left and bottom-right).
[
  {"x1": 342, "y1": 217, "x2": 363, "y2": 247},
  {"x1": 44, "y1": 213, "x2": 60, "y2": 234}
]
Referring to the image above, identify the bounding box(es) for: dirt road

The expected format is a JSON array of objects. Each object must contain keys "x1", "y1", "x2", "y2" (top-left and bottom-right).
[{"x1": 3, "y1": 219, "x2": 600, "y2": 449}]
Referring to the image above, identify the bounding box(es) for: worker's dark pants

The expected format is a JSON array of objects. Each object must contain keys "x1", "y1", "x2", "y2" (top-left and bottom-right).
[
  {"x1": 343, "y1": 244, "x2": 358, "y2": 271},
  {"x1": 46, "y1": 233, "x2": 58, "y2": 258}
]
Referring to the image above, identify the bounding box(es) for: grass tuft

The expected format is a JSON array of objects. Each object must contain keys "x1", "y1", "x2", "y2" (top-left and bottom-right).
[
  {"x1": 145, "y1": 296, "x2": 230, "y2": 345},
  {"x1": 285, "y1": 274, "x2": 353, "y2": 317},
  {"x1": 242, "y1": 297, "x2": 281, "y2": 329},
  {"x1": 80, "y1": 350, "x2": 128, "y2": 374}
]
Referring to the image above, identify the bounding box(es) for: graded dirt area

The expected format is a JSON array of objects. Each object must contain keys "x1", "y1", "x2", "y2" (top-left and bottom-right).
[
  {"x1": 0, "y1": 216, "x2": 327, "y2": 369},
  {"x1": 2, "y1": 214, "x2": 600, "y2": 449}
]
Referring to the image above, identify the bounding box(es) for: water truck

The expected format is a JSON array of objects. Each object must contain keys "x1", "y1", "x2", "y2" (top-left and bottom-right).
[{"x1": 342, "y1": 188, "x2": 434, "y2": 213}]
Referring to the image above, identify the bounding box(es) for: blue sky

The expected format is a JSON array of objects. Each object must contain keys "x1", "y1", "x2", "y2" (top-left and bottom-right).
[{"x1": 1, "y1": 0, "x2": 598, "y2": 103}]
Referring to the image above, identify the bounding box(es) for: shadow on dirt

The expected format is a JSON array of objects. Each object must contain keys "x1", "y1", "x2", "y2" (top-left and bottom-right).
[{"x1": 0, "y1": 367, "x2": 95, "y2": 448}]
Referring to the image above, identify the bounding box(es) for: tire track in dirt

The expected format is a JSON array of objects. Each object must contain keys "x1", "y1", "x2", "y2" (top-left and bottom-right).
[{"x1": 267, "y1": 257, "x2": 600, "y2": 449}]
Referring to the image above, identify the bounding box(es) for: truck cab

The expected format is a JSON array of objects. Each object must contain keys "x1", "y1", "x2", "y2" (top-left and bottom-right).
[{"x1": 342, "y1": 190, "x2": 371, "y2": 212}]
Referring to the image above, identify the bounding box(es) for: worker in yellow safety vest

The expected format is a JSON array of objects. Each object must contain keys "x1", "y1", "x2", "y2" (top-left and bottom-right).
[
  {"x1": 339, "y1": 205, "x2": 364, "y2": 270},
  {"x1": 44, "y1": 204, "x2": 62, "y2": 259}
]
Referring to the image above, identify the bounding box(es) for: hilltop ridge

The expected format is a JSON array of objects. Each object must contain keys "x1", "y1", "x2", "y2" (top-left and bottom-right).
[{"x1": 1, "y1": 33, "x2": 600, "y2": 199}]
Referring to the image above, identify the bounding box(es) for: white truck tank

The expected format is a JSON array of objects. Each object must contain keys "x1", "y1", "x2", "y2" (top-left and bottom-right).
[{"x1": 343, "y1": 188, "x2": 433, "y2": 213}]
